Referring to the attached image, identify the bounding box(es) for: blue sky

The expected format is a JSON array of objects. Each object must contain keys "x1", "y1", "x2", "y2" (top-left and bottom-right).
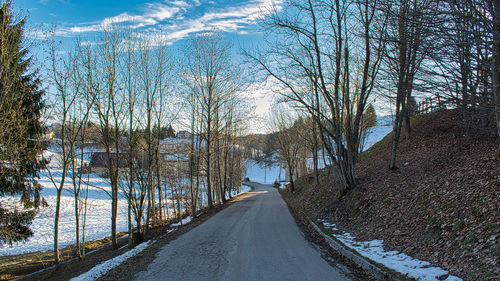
[
  {"x1": 16, "y1": 0, "x2": 278, "y2": 49},
  {"x1": 14, "y1": 0, "x2": 282, "y2": 133}
]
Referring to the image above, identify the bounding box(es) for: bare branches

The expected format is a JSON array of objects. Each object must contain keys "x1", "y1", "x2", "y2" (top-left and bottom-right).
[{"x1": 248, "y1": 0, "x2": 386, "y2": 193}]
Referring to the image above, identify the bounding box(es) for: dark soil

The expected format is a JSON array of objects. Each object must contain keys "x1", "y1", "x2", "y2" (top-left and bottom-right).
[{"x1": 285, "y1": 110, "x2": 500, "y2": 281}]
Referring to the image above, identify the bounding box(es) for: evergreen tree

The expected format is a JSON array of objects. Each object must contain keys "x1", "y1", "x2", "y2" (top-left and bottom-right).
[
  {"x1": 0, "y1": 1, "x2": 45, "y2": 245},
  {"x1": 166, "y1": 124, "x2": 175, "y2": 138},
  {"x1": 363, "y1": 104, "x2": 377, "y2": 129}
]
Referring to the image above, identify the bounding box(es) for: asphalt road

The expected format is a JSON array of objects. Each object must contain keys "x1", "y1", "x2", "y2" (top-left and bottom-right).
[{"x1": 134, "y1": 182, "x2": 352, "y2": 281}]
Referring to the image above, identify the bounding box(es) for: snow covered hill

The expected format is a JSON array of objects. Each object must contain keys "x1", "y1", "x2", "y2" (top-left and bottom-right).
[{"x1": 244, "y1": 116, "x2": 393, "y2": 184}]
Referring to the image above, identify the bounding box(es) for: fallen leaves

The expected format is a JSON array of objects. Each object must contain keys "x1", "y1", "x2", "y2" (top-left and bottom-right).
[{"x1": 290, "y1": 110, "x2": 500, "y2": 280}]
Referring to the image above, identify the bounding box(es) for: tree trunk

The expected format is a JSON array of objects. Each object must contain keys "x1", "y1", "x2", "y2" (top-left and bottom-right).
[
  {"x1": 494, "y1": 0, "x2": 500, "y2": 137},
  {"x1": 74, "y1": 190, "x2": 81, "y2": 258},
  {"x1": 337, "y1": 144, "x2": 356, "y2": 195},
  {"x1": 111, "y1": 180, "x2": 118, "y2": 249},
  {"x1": 156, "y1": 150, "x2": 163, "y2": 222},
  {"x1": 389, "y1": 3, "x2": 409, "y2": 170},
  {"x1": 389, "y1": 101, "x2": 405, "y2": 170},
  {"x1": 312, "y1": 120, "x2": 319, "y2": 183},
  {"x1": 206, "y1": 124, "x2": 213, "y2": 208},
  {"x1": 54, "y1": 184, "x2": 64, "y2": 266},
  {"x1": 287, "y1": 163, "x2": 295, "y2": 192},
  {"x1": 128, "y1": 150, "x2": 134, "y2": 247}
]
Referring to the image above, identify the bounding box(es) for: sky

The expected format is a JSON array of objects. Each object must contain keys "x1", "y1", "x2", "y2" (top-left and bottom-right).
[{"x1": 14, "y1": 0, "x2": 282, "y2": 133}]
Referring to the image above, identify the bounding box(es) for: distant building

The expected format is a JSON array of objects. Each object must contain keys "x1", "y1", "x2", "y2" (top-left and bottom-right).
[
  {"x1": 41, "y1": 129, "x2": 54, "y2": 140},
  {"x1": 176, "y1": 130, "x2": 190, "y2": 139},
  {"x1": 88, "y1": 149, "x2": 193, "y2": 175},
  {"x1": 89, "y1": 151, "x2": 129, "y2": 169}
]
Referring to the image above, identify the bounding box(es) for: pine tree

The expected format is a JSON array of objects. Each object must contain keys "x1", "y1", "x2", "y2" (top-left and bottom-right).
[
  {"x1": 0, "y1": 1, "x2": 45, "y2": 245},
  {"x1": 363, "y1": 104, "x2": 377, "y2": 129}
]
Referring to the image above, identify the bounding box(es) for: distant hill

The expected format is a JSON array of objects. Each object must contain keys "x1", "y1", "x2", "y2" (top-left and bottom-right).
[{"x1": 286, "y1": 109, "x2": 499, "y2": 280}]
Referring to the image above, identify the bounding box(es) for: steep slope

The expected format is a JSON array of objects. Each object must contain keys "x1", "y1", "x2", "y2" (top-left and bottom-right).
[{"x1": 287, "y1": 110, "x2": 499, "y2": 280}]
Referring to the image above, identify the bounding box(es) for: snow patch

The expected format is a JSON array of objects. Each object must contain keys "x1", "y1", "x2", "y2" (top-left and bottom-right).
[
  {"x1": 361, "y1": 116, "x2": 393, "y2": 151},
  {"x1": 318, "y1": 219, "x2": 463, "y2": 281},
  {"x1": 70, "y1": 240, "x2": 153, "y2": 281},
  {"x1": 171, "y1": 216, "x2": 192, "y2": 227}
]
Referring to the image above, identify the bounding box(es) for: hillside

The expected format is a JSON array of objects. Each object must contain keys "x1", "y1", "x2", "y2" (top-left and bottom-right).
[{"x1": 284, "y1": 110, "x2": 499, "y2": 280}]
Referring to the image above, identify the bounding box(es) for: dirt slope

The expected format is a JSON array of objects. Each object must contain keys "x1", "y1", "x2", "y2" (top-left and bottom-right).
[{"x1": 287, "y1": 110, "x2": 500, "y2": 280}]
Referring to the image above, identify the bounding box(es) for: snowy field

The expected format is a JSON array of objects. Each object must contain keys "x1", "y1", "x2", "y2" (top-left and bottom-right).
[
  {"x1": 362, "y1": 116, "x2": 393, "y2": 151},
  {"x1": 244, "y1": 159, "x2": 286, "y2": 184},
  {"x1": 0, "y1": 145, "x2": 129, "y2": 256},
  {"x1": 318, "y1": 220, "x2": 463, "y2": 281}
]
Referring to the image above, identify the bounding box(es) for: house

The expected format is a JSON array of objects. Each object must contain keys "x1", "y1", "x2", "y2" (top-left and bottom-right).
[
  {"x1": 41, "y1": 129, "x2": 55, "y2": 140},
  {"x1": 88, "y1": 148, "x2": 193, "y2": 176},
  {"x1": 176, "y1": 130, "x2": 190, "y2": 139},
  {"x1": 88, "y1": 151, "x2": 129, "y2": 171}
]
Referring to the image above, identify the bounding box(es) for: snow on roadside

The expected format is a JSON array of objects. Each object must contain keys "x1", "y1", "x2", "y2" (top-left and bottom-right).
[
  {"x1": 230, "y1": 184, "x2": 252, "y2": 197},
  {"x1": 171, "y1": 216, "x2": 192, "y2": 227},
  {"x1": 238, "y1": 184, "x2": 252, "y2": 194},
  {"x1": 318, "y1": 220, "x2": 463, "y2": 281},
  {"x1": 69, "y1": 240, "x2": 154, "y2": 281}
]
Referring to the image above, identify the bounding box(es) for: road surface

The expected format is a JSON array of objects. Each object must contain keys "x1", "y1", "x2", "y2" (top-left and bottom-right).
[{"x1": 134, "y1": 182, "x2": 352, "y2": 281}]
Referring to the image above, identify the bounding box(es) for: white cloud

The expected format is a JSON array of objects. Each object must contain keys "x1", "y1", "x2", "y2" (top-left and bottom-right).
[
  {"x1": 155, "y1": 0, "x2": 283, "y2": 44},
  {"x1": 58, "y1": 1, "x2": 186, "y2": 36},
  {"x1": 39, "y1": 0, "x2": 70, "y2": 5},
  {"x1": 56, "y1": 0, "x2": 283, "y2": 44}
]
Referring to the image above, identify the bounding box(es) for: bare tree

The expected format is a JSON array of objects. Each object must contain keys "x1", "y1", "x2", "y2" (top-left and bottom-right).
[
  {"x1": 184, "y1": 33, "x2": 240, "y2": 207},
  {"x1": 248, "y1": 0, "x2": 386, "y2": 194},
  {"x1": 121, "y1": 29, "x2": 141, "y2": 246},
  {"x1": 419, "y1": 1, "x2": 494, "y2": 132},
  {"x1": 293, "y1": 114, "x2": 321, "y2": 182},
  {"x1": 375, "y1": 0, "x2": 435, "y2": 169},
  {"x1": 48, "y1": 37, "x2": 94, "y2": 264},
  {"x1": 88, "y1": 27, "x2": 125, "y2": 249},
  {"x1": 270, "y1": 106, "x2": 302, "y2": 192},
  {"x1": 186, "y1": 86, "x2": 201, "y2": 216},
  {"x1": 47, "y1": 43, "x2": 75, "y2": 265}
]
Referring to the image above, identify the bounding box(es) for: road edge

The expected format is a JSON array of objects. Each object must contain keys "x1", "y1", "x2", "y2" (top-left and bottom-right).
[
  {"x1": 278, "y1": 189, "x2": 414, "y2": 281},
  {"x1": 303, "y1": 215, "x2": 413, "y2": 281}
]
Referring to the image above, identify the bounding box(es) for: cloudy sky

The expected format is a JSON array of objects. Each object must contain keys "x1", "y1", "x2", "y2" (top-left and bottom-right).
[{"x1": 15, "y1": 0, "x2": 282, "y2": 133}]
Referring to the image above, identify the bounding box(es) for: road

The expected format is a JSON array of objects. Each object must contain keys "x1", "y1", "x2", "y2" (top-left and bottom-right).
[{"x1": 134, "y1": 182, "x2": 352, "y2": 281}]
